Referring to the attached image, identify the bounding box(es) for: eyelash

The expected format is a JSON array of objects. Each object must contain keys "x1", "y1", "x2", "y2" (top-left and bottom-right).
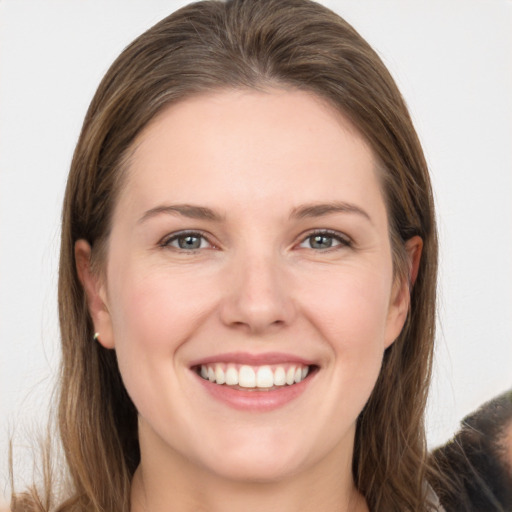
[
  {"x1": 159, "y1": 229, "x2": 352, "y2": 252},
  {"x1": 298, "y1": 229, "x2": 352, "y2": 251},
  {"x1": 160, "y1": 231, "x2": 213, "y2": 251}
]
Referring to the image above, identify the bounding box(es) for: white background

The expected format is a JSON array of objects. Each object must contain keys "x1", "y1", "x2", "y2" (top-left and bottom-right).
[{"x1": 1, "y1": 0, "x2": 511, "y2": 501}]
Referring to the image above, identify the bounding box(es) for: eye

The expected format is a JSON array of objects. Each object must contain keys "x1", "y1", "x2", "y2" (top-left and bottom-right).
[
  {"x1": 161, "y1": 231, "x2": 212, "y2": 251},
  {"x1": 299, "y1": 230, "x2": 351, "y2": 250}
]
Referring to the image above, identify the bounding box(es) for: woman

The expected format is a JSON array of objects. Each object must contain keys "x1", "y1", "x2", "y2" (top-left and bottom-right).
[{"x1": 12, "y1": 0, "x2": 439, "y2": 510}]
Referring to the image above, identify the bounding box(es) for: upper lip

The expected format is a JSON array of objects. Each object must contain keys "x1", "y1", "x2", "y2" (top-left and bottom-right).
[{"x1": 189, "y1": 351, "x2": 318, "y2": 367}]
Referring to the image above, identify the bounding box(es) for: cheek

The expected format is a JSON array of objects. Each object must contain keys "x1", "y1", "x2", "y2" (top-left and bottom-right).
[
  {"x1": 286, "y1": 263, "x2": 394, "y2": 449},
  {"x1": 332, "y1": 273, "x2": 391, "y2": 384},
  {"x1": 105, "y1": 260, "x2": 223, "y2": 399},
  {"x1": 296, "y1": 263, "x2": 393, "y2": 417},
  {"x1": 105, "y1": 262, "x2": 202, "y2": 393},
  {"x1": 301, "y1": 263, "x2": 393, "y2": 352},
  {"x1": 109, "y1": 261, "x2": 211, "y2": 346}
]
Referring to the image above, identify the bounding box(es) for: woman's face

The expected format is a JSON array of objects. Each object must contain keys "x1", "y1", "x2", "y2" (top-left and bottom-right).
[{"x1": 79, "y1": 89, "x2": 412, "y2": 483}]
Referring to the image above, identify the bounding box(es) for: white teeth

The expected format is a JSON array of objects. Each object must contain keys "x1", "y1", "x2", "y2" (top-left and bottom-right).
[
  {"x1": 239, "y1": 365, "x2": 256, "y2": 388},
  {"x1": 225, "y1": 365, "x2": 239, "y2": 385},
  {"x1": 215, "y1": 365, "x2": 225, "y2": 385},
  {"x1": 256, "y1": 366, "x2": 274, "y2": 388},
  {"x1": 286, "y1": 367, "x2": 296, "y2": 385},
  {"x1": 198, "y1": 363, "x2": 312, "y2": 388},
  {"x1": 274, "y1": 366, "x2": 286, "y2": 386}
]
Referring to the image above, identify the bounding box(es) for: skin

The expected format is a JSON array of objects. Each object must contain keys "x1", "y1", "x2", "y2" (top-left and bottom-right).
[{"x1": 76, "y1": 89, "x2": 421, "y2": 512}]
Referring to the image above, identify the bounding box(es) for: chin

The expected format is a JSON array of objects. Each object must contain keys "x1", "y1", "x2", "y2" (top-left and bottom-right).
[
  {"x1": 193, "y1": 429, "x2": 311, "y2": 483},
  {"x1": 205, "y1": 453, "x2": 304, "y2": 484}
]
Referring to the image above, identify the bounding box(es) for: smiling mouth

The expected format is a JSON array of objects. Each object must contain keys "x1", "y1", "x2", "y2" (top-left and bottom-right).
[{"x1": 194, "y1": 363, "x2": 316, "y2": 391}]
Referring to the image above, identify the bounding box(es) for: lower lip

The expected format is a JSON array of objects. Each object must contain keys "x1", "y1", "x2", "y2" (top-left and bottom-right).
[{"x1": 193, "y1": 371, "x2": 315, "y2": 412}]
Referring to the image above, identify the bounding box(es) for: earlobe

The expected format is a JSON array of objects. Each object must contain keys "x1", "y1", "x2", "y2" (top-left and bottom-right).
[
  {"x1": 75, "y1": 240, "x2": 115, "y2": 349},
  {"x1": 384, "y1": 236, "x2": 423, "y2": 348}
]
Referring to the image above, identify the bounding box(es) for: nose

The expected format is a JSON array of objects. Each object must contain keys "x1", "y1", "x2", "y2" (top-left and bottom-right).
[{"x1": 219, "y1": 250, "x2": 296, "y2": 335}]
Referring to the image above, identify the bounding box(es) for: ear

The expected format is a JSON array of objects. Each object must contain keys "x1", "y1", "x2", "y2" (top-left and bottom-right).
[
  {"x1": 75, "y1": 239, "x2": 115, "y2": 349},
  {"x1": 384, "y1": 235, "x2": 423, "y2": 348}
]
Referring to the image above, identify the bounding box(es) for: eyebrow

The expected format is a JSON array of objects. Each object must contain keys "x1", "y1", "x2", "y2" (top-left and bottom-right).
[
  {"x1": 290, "y1": 201, "x2": 372, "y2": 223},
  {"x1": 138, "y1": 204, "x2": 224, "y2": 223},
  {"x1": 138, "y1": 201, "x2": 372, "y2": 224}
]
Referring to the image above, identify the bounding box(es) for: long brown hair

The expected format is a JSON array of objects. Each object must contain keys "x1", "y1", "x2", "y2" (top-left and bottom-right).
[{"x1": 12, "y1": 0, "x2": 438, "y2": 510}]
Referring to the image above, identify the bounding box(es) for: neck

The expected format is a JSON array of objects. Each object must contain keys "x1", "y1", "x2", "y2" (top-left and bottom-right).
[{"x1": 131, "y1": 427, "x2": 368, "y2": 512}]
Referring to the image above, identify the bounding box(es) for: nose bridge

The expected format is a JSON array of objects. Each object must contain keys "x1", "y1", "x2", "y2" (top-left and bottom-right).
[{"x1": 220, "y1": 242, "x2": 294, "y2": 333}]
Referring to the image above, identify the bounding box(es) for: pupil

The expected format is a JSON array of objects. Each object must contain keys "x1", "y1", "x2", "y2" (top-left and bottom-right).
[
  {"x1": 311, "y1": 235, "x2": 332, "y2": 249},
  {"x1": 179, "y1": 235, "x2": 201, "y2": 249}
]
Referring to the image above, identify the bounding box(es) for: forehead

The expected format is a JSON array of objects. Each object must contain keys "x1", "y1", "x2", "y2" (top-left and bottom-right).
[{"x1": 116, "y1": 88, "x2": 385, "y2": 224}]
